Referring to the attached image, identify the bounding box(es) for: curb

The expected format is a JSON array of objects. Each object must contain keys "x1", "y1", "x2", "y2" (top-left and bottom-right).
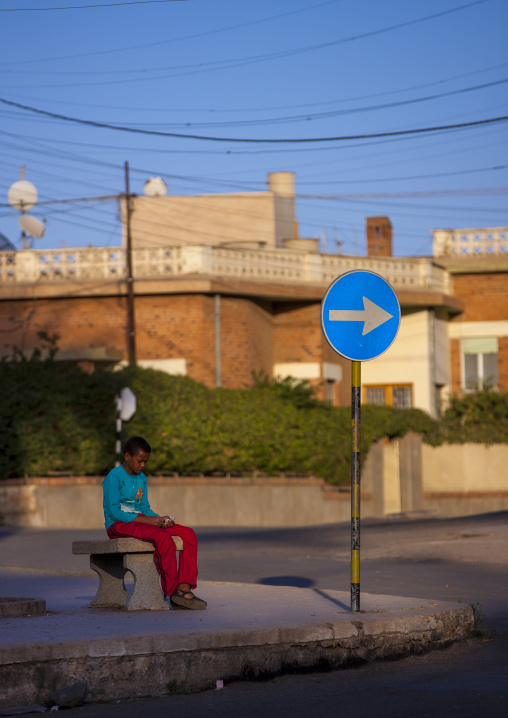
[{"x1": 0, "y1": 605, "x2": 473, "y2": 706}]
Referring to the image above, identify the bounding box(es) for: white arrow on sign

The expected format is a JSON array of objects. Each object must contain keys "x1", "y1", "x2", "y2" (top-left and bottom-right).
[{"x1": 329, "y1": 296, "x2": 393, "y2": 336}]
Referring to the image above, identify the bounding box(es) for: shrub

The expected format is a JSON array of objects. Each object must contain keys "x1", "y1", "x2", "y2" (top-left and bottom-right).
[
  {"x1": 0, "y1": 357, "x2": 119, "y2": 478},
  {"x1": 439, "y1": 389, "x2": 508, "y2": 445},
  {"x1": 1, "y1": 360, "x2": 506, "y2": 484}
]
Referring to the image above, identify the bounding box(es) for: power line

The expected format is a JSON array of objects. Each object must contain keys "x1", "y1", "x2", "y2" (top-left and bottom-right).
[
  {"x1": 298, "y1": 165, "x2": 508, "y2": 185},
  {"x1": 73, "y1": 79, "x2": 508, "y2": 128},
  {"x1": 0, "y1": 194, "x2": 120, "y2": 208},
  {"x1": 0, "y1": 0, "x2": 491, "y2": 72},
  {"x1": 1, "y1": 96, "x2": 507, "y2": 143},
  {"x1": 319, "y1": 195, "x2": 507, "y2": 213},
  {"x1": 3, "y1": 112, "x2": 505, "y2": 180},
  {"x1": 2, "y1": 132, "x2": 506, "y2": 204},
  {"x1": 0, "y1": 0, "x2": 342, "y2": 63},
  {"x1": 0, "y1": 1, "x2": 185, "y2": 12},
  {"x1": 7, "y1": 77, "x2": 505, "y2": 127},
  {"x1": 299, "y1": 188, "x2": 508, "y2": 199},
  {"x1": 1, "y1": 186, "x2": 505, "y2": 210},
  {"x1": 5, "y1": 61, "x2": 506, "y2": 111},
  {"x1": 5, "y1": 104, "x2": 502, "y2": 156}
]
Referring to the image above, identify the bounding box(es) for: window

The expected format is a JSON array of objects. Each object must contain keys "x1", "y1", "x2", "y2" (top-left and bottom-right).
[
  {"x1": 462, "y1": 337, "x2": 498, "y2": 390},
  {"x1": 364, "y1": 384, "x2": 413, "y2": 408}
]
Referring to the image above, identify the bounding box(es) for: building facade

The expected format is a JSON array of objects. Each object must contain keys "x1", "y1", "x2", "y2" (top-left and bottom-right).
[
  {"x1": 433, "y1": 227, "x2": 508, "y2": 396},
  {"x1": 1, "y1": 197, "x2": 507, "y2": 417}
]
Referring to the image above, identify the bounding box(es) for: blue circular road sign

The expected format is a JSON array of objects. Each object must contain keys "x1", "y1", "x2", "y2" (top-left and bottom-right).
[{"x1": 321, "y1": 270, "x2": 401, "y2": 361}]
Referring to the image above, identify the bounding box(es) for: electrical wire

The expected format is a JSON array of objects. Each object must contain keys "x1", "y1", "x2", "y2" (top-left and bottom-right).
[
  {"x1": 1, "y1": 97, "x2": 507, "y2": 143},
  {"x1": 297, "y1": 165, "x2": 508, "y2": 185},
  {"x1": 317, "y1": 195, "x2": 507, "y2": 212},
  {"x1": 0, "y1": 0, "x2": 492, "y2": 75},
  {"x1": 299, "y1": 188, "x2": 508, "y2": 199},
  {"x1": 0, "y1": 0, "x2": 343, "y2": 64},
  {"x1": 4, "y1": 107, "x2": 499, "y2": 156},
  {"x1": 0, "y1": 1, "x2": 186, "y2": 12},
  {"x1": 5, "y1": 78, "x2": 505, "y2": 129},
  {"x1": 4, "y1": 62, "x2": 507, "y2": 114}
]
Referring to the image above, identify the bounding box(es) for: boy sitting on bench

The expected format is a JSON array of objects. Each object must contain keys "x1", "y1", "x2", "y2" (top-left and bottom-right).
[{"x1": 102, "y1": 436, "x2": 206, "y2": 610}]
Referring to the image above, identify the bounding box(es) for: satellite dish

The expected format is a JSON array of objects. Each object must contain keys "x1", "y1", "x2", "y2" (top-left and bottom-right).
[
  {"x1": 19, "y1": 214, "x2": 45, "y2": 239},
  {"x1": 8, "y1": 180, "x2": 38, "y2": 211},
  {"x1": 144, "y1": 177, "x2": 168, "y2": 197}
]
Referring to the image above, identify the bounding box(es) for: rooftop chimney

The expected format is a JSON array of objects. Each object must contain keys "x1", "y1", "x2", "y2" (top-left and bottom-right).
[
  {"x1": 267, "y1": 172, "x2": 295, "y2": 198},
  {"x1": 366, "y1": 216, "x2": 392, "y2": 257}
]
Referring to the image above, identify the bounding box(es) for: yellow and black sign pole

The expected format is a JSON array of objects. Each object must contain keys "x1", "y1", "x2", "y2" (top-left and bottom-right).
[
  {"x1": 321, "y1": 270, "x2": 401, "y2": 615},
  {"x1": 351, "y1": 361, "x2": 361, "y2": 612}
]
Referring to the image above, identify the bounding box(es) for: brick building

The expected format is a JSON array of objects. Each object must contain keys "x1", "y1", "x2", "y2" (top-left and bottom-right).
[
  {"x1": 0, "y1": 187, "x2": 507, "y2": 417},
  {"x1": 433, "y1": 228, "x2": 508, "y2": 396}
]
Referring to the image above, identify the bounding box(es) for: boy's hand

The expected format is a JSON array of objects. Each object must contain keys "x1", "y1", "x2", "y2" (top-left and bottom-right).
[
  {"x1": 134, "y1": 515, "x2": 175, "y2": 527},
  {"x1": 134, "y1": 515, "x2": 168, "y2": 527}
]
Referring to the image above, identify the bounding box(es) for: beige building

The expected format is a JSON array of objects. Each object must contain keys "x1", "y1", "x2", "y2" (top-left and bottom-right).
[{"x1": 123, "y1": 172, "x2": 300, "y2": 251}]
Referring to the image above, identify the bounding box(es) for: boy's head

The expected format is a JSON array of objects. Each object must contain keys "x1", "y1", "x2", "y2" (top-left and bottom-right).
[{"x1": 123, "y1": 436, "x2": 151, "y2": 475}]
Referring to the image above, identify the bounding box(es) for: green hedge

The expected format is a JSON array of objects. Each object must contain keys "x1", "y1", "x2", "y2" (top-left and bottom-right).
[{"x1": 1, "y1": 359, "x2": 507, "y2": 484}]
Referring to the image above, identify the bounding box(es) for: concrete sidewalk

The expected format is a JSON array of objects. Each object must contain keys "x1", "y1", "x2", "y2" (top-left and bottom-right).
[{"x1": 0, "y1": 568, "x2": 472, "y2": 708}]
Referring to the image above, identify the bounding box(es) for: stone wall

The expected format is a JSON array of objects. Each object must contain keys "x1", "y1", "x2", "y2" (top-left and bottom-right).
[
  {"x1": 0, "y1": 476, "x2": 364, "y2": 529},
  {"x1": 367, "y1": 434, "x2": 508, "y2": 518},
  {"x1": 1, "y1": 439, "x2": 507, "y2": 528}
]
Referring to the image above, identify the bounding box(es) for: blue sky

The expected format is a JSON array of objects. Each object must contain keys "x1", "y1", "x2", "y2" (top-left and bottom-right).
[{"x1": 0, "y1": 0, "x2": 507, "y2": 256}]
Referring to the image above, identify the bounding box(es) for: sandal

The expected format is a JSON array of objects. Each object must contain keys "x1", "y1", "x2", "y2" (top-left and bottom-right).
[{"x1": 170, "y1": 588, "x2": 207, "y2": 610}]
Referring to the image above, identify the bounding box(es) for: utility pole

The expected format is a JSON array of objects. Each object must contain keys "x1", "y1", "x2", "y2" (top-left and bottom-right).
[{"x1": 124, "y1": 161, "x2": 136, "y2": 366}]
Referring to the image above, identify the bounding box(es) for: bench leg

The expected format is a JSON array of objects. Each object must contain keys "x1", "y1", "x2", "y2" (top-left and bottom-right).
[
  {"x1": 89, "y1": 554, "x2": 129, "y2": 608},
  {"x1": 123, "y1": 553, "x2": 169, "y2": 611}
]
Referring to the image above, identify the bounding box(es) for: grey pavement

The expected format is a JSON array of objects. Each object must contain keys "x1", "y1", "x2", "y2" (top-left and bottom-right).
[
  {"x1": 0, "y1": 512, "x2": 507, "y2": 714},
  {"x1": 0, "y1": 570, "x2": 452, "y2": 646}
]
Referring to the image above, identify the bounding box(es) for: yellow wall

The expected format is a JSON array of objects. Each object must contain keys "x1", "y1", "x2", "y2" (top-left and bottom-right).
[
  {"x1": 361, "y1": 309, "x2": 435, "y2": 414},
  {"x1": 422, "y1": 443, "x2": 508, "y2": 492}
]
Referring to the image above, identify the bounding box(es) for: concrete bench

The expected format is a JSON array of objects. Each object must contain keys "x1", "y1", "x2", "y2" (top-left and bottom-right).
[{"x1": 72, "y1": 537, "x2": 183, "y2": 611}]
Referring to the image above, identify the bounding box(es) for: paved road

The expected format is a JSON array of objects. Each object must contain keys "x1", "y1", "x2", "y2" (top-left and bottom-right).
[{"x1": 1, "y1": 511, "x2": 507, "y2": 716}]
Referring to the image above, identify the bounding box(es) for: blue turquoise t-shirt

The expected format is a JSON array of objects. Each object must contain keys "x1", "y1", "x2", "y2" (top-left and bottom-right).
[{"x1": 102, "y1": 465, "x2": 158, "y2": 530}]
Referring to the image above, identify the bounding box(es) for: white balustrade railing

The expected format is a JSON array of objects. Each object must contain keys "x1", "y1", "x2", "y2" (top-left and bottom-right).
[
  {"x1": 0, "y1": 244, "x2": 450, "y2": 293},
  {"x1": 433, "y1": 228, "x2": 508, "y2": 257}
]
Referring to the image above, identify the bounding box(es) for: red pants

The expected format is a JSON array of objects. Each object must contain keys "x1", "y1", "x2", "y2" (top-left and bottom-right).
[{"x1": 107, "y1": 519, "x2": 198, "y2": 597}]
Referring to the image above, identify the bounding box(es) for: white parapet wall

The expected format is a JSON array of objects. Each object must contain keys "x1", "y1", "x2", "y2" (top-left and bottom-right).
[
  {"x1": 433, "y1": 227, "x2": 508, "y2": 257},
  {"x1": 0, "y1": 245, "x2": 451, "y2": 293}
]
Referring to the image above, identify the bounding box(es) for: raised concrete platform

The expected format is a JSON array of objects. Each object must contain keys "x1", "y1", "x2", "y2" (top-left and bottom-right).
[{"x1": 0, "y1": 569, "x2": 472, "y2": 708}]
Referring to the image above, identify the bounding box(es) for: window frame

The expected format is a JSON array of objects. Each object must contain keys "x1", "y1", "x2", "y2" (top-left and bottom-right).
[
  {"x1": 460, "y1": 337, "x2": 498, "y2": 391},
  {"x1": 363, "y1": 383, "x2": 413, "y2": 408}
]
